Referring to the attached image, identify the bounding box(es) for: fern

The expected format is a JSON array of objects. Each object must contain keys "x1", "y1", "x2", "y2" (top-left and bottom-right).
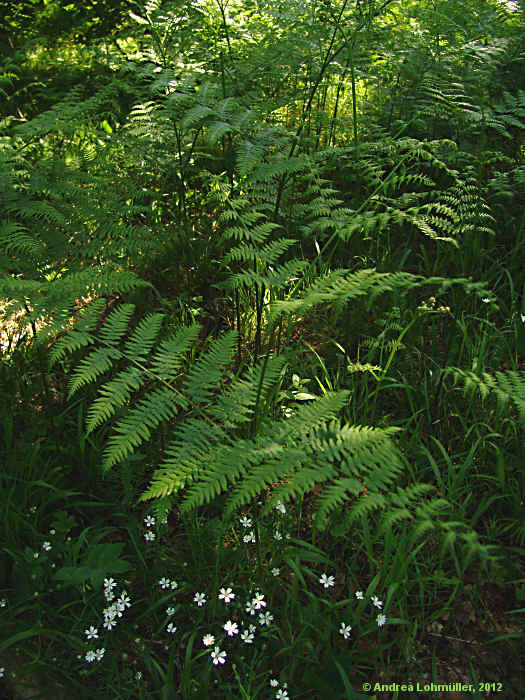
[
  {"x1": 58, "y1": 303, "x2": 453, "y2": 534},
  {"x1": 442, "y1": 367, "x2": 525, "y2": 428}
]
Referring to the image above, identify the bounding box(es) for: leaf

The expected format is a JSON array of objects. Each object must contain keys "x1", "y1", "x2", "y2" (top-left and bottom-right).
[{"x1": 53, "y1": 543, "x2": 133, "y2": 588}]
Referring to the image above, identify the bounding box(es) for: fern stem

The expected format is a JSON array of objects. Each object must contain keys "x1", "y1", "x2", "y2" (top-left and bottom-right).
[
  {"x1": 251, "y1": 324, "x2": 276, "y2": 439},
  {"x1": 235, "y1": 288, "x2": 242, "y2": 366},
  {"x1": 254, "y1": 283, "x2": 265, "y2": 365},
  {"x1": 24, "y1": 302, "x2": 52, "y2": 408}
]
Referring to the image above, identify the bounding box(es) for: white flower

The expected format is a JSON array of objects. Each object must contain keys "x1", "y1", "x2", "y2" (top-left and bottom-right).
[
  {"x1": 482, "y1": 297, "x2": 491, "y2": 303},
  {"x1": 270, "y1": 679, "x2": 279, "y2": 687},
  {"x1": 274, "y1": 531, "x2": 283, "y2": 541},
  {"x1": 144, "y1": 531, "x2": 155, "y2": 541},
  {"x1": 271, "y1": 567, "x2": 280, "y2": 577},
  {"x1": 521, "y1": 313, "x2": 525, "y2": 323},
  {"x1": 371, "y1": 595, "x2": 383, "y2": 609},
  {"x1": 243, "y1": 531, "x2": 255, "y2": 543},
  {"x1": 102, "y1": 605, "x2": 117, "y2": 620},
  {"x1": 275, "y1": 500, "x2": 286, "y2": 514},
  {"x1": 339, "y1": 622, "x2": 352, "y2": 639},
  {"x1": 135, "y1": 671, "x2": 143, "y2": 680},
  {"x1": 240, "y1": 516, "x2": 252, "y2": 528},
  {"x1": 117, "y1": 591, "x2": 131, "y2": 610},
  {"x1": 258, "y1": 611, "x2": 274, "y2": 626},
  {"x1": 223, "y1": 620, "x2": 239, "y2": 636},
  {"x1": 355, "y1": 590, "x2": 364, "y2": 600},
  {"x1": 218, "y1": 587, "x2": 235, "y2": 603},
  {"x1": 202, "y1": 634, "x2": 215, "y2": 647},
  {"x1": 276, "y1": 690, "x2": 288, "y2": 699},
  {"x1": 170, "y1": 580, "x2": 178, "y2": 590},
  {"x1": 245, "y1": 600, "x2": 257, "y2": 615},
  {"x1": 103, "y1": 605, "x2": 117, "y2": 620},
  {"x1": 103, "y1": 617, "x2": 117, "y2": 631},
  {"x1": 240, "y1": 629, "x2": 254, "y2": 644},
  {"x1": 85, "y1": 626, "x2": 99, "y2": 640},
  {"x1": 193, "y1": 592, "x2": 206, "y2": 607},
  {"x1": 251, "y1": 592, "x2": 266, "y2": 610},
  {"x1": 0, "y1": 599, "x2": 7, "y2": 608},
  {"x1": 85, "y1": 651, "x2": 96, "y2": 663},
  {"x1": 166, "y1": 623, "x2": 177, "y2": 634},
  {"x1": 211, "y1": 647, "x2": 226, "y2": 665},
  {"x1": 248, "y1": 624, "x2": 256, "y2": 634},
  {"x1": 159, "y1": 578, "x2": 171, "y2": 589},
  {"x1": 319, "y1": 573, "x2": 335, "y2": 588},
  {"x1": 166, "y1": 607, "x2": 175, "y2": 616},
  {"x1": 144, "y1": 515, "x2": 156, "y2": 527},
  {"x1": 377, "y1": 613, "x2": 387, "y2": 627},
  {"x1": 104, "y1": 588, "x2": 115, "y2": 601},
  {"x1": 33, "y1": 552, "x2": 39, "y2": 559},
  {"x1": 0, "y1": 667, "x2": 4, "y2": 678},
  {"x1": 95, "y1": 648, "x2": 105, "y2": 661},
  {"x1": 49, "y1": 529, "x2": 56, "y2": 535},
  {"x1": 104, "y1": 578, "x2": 116, "y2": 591},
  {"x1": 42, "y1": 542, "x2": 51, "y2": 551}
]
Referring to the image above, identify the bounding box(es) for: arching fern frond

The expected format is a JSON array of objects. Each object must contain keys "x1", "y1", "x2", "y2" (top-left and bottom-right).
[{"x1": 60, "y1": 304, "x2": 461, "y2": 537}]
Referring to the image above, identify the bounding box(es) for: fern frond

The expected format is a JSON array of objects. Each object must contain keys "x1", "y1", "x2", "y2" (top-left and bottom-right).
[
  {"x1": 182, "y1": 331, "x2": 237, "y2": 404},
  {"x1": 99, "y1": 304, "x2": 136, "y2": 348},
  {"x1": 344, "y1": 492, "x2": 388, "y2": 523},
  {"x1": 0, "y1": 222, "x2": 43, "y2": 258},
  {"x1": 149, "y1": 324, "x2": 201, "y2": 380},
  {"x1": 86, "y1": 366, "x2": 146, "y2": 435},
  {"x1": 68, "y1": 346, "x2": 123, "y2": 397},
  {"x1": 49, "y1": 299, "x2": 107, "y2": 368},
  {"x1": 102, "y1": 386, "x2": 184, "y2": 471},
  {"x1": 123, "y1": 313, "x2": 164, "y2": 361}
]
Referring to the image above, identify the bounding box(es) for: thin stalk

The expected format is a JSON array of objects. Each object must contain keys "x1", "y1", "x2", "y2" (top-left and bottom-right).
[
  {"x1": 349, "y1": 39, "x2": 359, "y2": 147},
  {"x1": 216, "y1": 0, "x2": 233, "y2": 61},
  {"x1": 254, "y1": 283, "x2": 265, "y2": 365},
  {"x1": 368, "y1": 313, "x2": 419, "y2": 420},
  {"x1": 328, "y1": 70, "x2": 346, "y2": 146},
  {"x1": 273, "y1": 0, "x2": 351, "y2": 219}
]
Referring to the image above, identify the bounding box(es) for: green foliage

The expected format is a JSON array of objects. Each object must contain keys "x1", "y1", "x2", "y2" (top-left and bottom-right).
[
  {"x1": 48, "y1": 302, "x2": 451, "y2": 537},
  {"x1": 442, "y1": 366, "x2": 525, "y2": 428},
  {"x1": 1, "y1": 0, "x2": 525, "y2": 696}
]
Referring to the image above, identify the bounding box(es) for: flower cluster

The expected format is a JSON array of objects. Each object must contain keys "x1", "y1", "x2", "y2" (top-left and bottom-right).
[
  {"x1": 79, "y1": 580, "x2": 133, "y2": 665},
  {"x1": 269, "y1": 678, "x2": 289, "y2": 699},
  {"x1": 315, "y1": 576, "x2": 388, "y2": 630},
  {"x1": 101, "y1": 580, "x2": 131, "y2": 632},
  {"x1": 159, "y1": 577, "x2": 177, "y2": 591},
  {"x1": 143, "y1": 514, "x2": 156, "y2": 541},
  {"x1": 354, "y1": 590, "x2": 387, "y2": 627},
  {"x1": 197, "y1": 587, "x2": 277, "y2": 668}
]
